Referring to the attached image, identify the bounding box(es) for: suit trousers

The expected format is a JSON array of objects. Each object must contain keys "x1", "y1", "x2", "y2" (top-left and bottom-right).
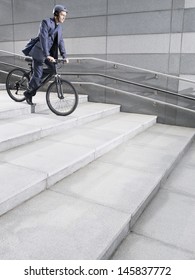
[{"x1": 29, "y1": 59, "x2": 55, "y2": 93}]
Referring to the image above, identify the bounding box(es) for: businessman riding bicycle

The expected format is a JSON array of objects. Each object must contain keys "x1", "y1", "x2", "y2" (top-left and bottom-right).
[{"x1": 22, "y1": 4, "x2": 69, "y2": 105}]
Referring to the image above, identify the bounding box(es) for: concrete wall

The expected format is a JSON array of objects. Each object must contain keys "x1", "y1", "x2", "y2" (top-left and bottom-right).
[
  {"x1": 1, "y1": 0, "x2": 195, "y2": 127},
  {"x1": 180, "y1": 0, "x2": 195, "y2": 88},
  {"x1": 0, "y1": 0, "x2": 190, "y2": 76}
]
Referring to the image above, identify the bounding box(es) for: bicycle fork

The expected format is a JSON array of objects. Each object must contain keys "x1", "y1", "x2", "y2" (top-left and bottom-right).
[{"x1": 55, "y1": 75, "x2": 64, "y2": 99}]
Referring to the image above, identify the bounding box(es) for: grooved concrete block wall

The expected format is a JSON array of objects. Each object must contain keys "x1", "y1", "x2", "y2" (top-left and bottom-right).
[{"x1": 0, "y1": 0, "x2": 194, "y2": 81}]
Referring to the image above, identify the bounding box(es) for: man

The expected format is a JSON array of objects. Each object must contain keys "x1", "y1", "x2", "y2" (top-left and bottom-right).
[{"x1": 24, "y1": 4, "x2": 69, "y2": 105}]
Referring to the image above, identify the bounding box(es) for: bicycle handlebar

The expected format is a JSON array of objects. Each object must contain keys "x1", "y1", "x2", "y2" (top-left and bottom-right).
[
  {"x1": 24, "y1": 57, "x2": 69, "y2": 64},
  {"x1": 55, "y1": 58, "x2": 69, "y2": 64}
]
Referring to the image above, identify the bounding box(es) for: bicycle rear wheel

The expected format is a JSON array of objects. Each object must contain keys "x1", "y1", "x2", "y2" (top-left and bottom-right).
[
  {"x1": 6, "y1": 68, "x2": 29, "y2": 102},
  {"x1": 46, "y1": 79, "x2": 78, "y2": 116}
]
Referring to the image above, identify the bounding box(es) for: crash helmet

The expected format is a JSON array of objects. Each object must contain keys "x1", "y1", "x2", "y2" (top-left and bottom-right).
[{"x1": 53, "y1": 5, "x2": 68, "y2": 16}]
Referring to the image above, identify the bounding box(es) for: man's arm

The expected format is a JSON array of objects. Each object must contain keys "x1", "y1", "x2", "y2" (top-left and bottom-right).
[
  {"x1": 39, "y1": 20, "x2": 50, "y2": 58},
  {"x1": 58, "y1": 25, "x2": 68, "y2": 60}
]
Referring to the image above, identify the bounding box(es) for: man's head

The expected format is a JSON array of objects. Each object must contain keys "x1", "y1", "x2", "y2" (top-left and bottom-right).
[{"x1": 53, "y1": 4, "x2": 68, "y2": 23}]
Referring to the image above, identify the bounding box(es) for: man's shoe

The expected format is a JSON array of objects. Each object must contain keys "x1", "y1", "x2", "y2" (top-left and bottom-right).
[{"x1": 24, "y1": 90, "x2": 35, "y2": 105}]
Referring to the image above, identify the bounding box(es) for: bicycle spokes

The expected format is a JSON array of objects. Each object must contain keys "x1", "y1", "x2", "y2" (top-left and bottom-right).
[
  {"x1": 6, "y1": 69, "x2": 29, "y2": 102},
  {"x1": 46, "y1": 79, "x2": 78, "y2": 116}
]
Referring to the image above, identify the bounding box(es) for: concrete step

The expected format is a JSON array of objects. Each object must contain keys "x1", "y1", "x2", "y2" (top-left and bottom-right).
[
  {"x1": 0, "y1": 84, "x2": 5, "y2": 90},
  {"x1": 0, "y1": 112, "x2": 156, "y2": 218},
  {"x1": 0, "y1": 122, "x2": 194, "y2": 260},
  {"x1": 0, "y1": 101, "x2": 121, "y2": 152},
  {"x1": 0, "y1": 90, "x2": 88, "y2": 118},
  {"x1": 111, "y1": 140, "x2": 195, "y2": 260}
]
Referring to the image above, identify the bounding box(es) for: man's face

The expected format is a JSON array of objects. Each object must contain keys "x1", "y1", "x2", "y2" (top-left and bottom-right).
[{"x1": 58, "y1": 11, "x2": 67, "y2": 23}]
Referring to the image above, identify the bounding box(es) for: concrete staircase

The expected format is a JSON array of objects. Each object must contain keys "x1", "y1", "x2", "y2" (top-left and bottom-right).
[
  {"x1": 0, "y1": 84, "x2": 5, "y2": 90},
  {"x1": 111, "y1": 140, "x2": 195, "y2": 260},
  {"x1": 0, "y1": 89, "x2": 194, "y2": 259}
]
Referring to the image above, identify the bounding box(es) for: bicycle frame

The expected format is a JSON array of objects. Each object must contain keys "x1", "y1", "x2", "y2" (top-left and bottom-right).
[{"x1": 29, "y1": 60, "x2": 62, "y2": 92}]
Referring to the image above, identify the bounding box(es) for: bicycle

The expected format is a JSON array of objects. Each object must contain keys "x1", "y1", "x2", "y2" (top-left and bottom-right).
[{"x1": 6, "y1": 58, "x2": 78, "y2": 116}]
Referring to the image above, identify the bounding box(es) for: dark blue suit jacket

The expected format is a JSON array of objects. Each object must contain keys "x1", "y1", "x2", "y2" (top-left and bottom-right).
[{"x1": 29, "y1": 17, "x2": 67, "y2": 61}]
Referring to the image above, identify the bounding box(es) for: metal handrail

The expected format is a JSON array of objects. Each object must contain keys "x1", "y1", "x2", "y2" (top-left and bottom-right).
[
  {"x1": 68, "y1": 57, "x2": 195, "y2": 85},
  {"x1": 1, "y1": 58, "x2": 194, "y2": 101},
  {"x1": 72, "y1": 81, "x2": 195, "y2": 114},
  {"x1": 1, "y1": 49, "x2": 195, "y2": 84},
  {"x1": 61, "y1": 71, "x2": 195, "y2": 101},
  {"x1": 1, "y1": 50, "x2": 195, "y2": 113},
  {"x1": 1, "y1": 50, "x2": 195, "y2": 102}
]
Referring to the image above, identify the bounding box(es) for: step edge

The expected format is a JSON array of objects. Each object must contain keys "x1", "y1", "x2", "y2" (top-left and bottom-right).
[
  {"x1": 101, "y1": 133, "x2": 195, "y2": 260},
  {"x1": 0, "y1": 119, "x2": 154, "y2": 216},
  {"x1": 0, "y1": 105, "x2": 121, "y2": 152}
]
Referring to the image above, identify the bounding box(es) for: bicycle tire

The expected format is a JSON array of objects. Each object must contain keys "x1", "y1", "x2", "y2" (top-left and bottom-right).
[
  {"x1": 6, "y1": 68, "x2": 29, "y2": 102},
  {"x1": 46, "y1": 79, "x2": 78, "y2": 116}
]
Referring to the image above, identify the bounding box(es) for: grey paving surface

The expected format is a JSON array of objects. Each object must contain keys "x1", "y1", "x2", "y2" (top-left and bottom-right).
[
  {"x1": 0, "y1": 84, "x2": 5, "y2": 90},
  {"x1": 0, "y1": 122, "x2": 194, "y2": 259},
  {"x1": 0, "y1": 89, "x2": 195, "y2": 260},
  {"x1": 0, "y1": 88, "x2": 157, "y2": 219},
  {"x1": 1, "y1": 90, "x2": 133, "y2": 164},
  {"x1": 0, "y1": 190, "x2": 130, "y2": 260},
  {"x1": 0, "y1": 90, "x2": 88, "y2": 118},
  {"x1": 111, "y1": 141, "x2": 195, "y2": 260}
]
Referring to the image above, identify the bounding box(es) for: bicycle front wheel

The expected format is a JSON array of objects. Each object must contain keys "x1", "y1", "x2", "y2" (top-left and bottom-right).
[
  {"x1": 6, "y1": 68, "x2": 29, "y2": 102},
  {"x1": 46, "y1": 79, "x2": 78, "y2": 116}
]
